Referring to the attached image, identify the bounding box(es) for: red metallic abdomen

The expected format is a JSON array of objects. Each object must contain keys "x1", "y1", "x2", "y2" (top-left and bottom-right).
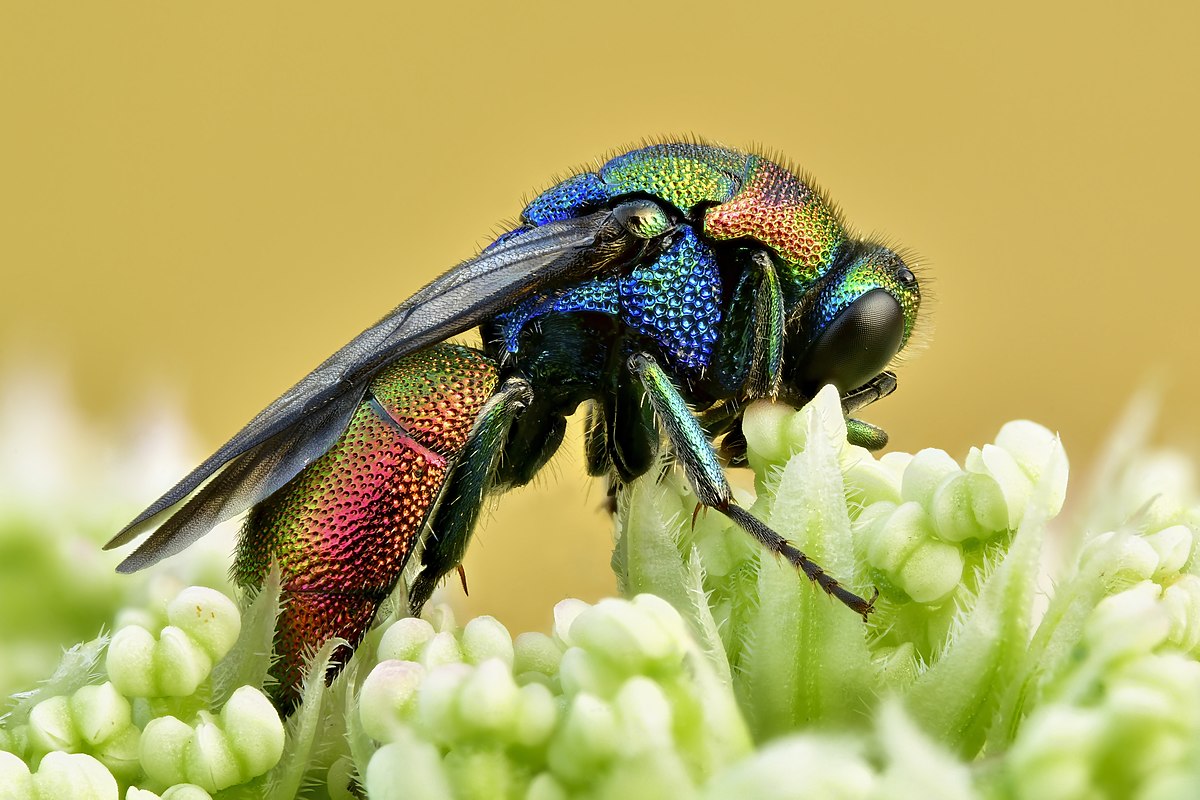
[{"x1": 234, "y1": 344, "x2": 498, "y2": 705}]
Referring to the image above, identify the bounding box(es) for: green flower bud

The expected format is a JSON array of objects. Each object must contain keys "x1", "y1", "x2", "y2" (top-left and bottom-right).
[
  {"x1": 461, "y1": 616, "x2": 514, "y2": 667},
  {"x1": 547, "y1": 693, "x2": 619, "y2": 784},
  {"x1": 415, "y1": 663, "x2": 471, "y2": 745},
  {"x1": 106, "y1": 623, "x2": 213, "y2": 699},
  {"x1": 1162, "y1": 575, "x2": 1200, "y2": 652},
  {"x1": 106, "y1": 626, "x2": 158, "y2": 697},
  {"x1": 30, "y1": 752, "x2": 118, "y2": 800},
  {"x1": 219, "y1": 686, "x2": 284, "y2": 777},
  {"x1": 741, "y1": 401, "x2": 799, "y2": 467},
  {"x1": 994, "y1": 420, "x2": 1068, "y2": 517},
  {"x1": 139, "y1": 716, "x2": 194, "y2": 787},
  {"x1": 456, "y1": 659, "x2": 520, "y2": 736},
  {"x1": 154, "y1": 627, "x2": 213, "y2": 697},
  {"x1": 593, "y1": 750, "x2": 698, "y2": 800},
  {"x1": 0, "y1": 750, "x2": 33, "y2": 800},
  {"x1": 377, "y1": 617, "x2": 436, "y2": 663},
  {"x1": 843, "y1": 452, "x2": 903, "y2": 508},
  {"x1": 965, "y1": 470, "x2": 1010, "y2": 533},
  {"x1": 1008, "y1": 707, "x2": 1102, "y2": 800},
  {"x1": 159, "y1": 786, "x2": 214, "y2": 800},
  {"x1": 114, "y1": 609, "x2": 160, "y2": 633},
  {"x1": 879, "y1": 450, "x2": 913, "y2": 479},
  {"x1": 526, "y1": 774, "x2": 569, "y2": 800},
  {"x1": 896, "y1": 538, "x2": 965, "y2": 604},
  {"x1": 184, "y1": 714, "x2": 240, "y2": 790},
  {"x1": 69, "y1": 683, "x2": 131, "y2": 747},
  {"x1": 1085, "y1": 581, "x2": 1170, "y2": 659},
  {"x1": 569, "y1": 598, "x2": 686, "y2": 675},
  {"x1": 165, "y1": 588, "x2": 240, "y2": 662},
  {"x1": 513, "y1": 632, "x2": 563, "y2": 679},
  {"x1": 364, "y1": 729, "x2": 453, "y2": 800},
  {"x1": 23, "y1": 681, "x2": 140, "y2": 779},
  {"x1": 552, "y1": 599, "x2": 591, "y2": 649},
  {"x1": 929, "y1": 473, "x2": 981, "y2": 543},
  {"x1": 864, "y1": 502, "x2": 930, "y2": 574},
  {"x1": 1119, "y1": 453, "x2": 1195, "y2": 532},
  {"x1": 701, "y1": 737, "x2": 875, "y2": 799},
  {"x1": 29, "y1": 696, "x2": 79, "y2": 753},
  {"x1": 511, "y1": 682, "x2": 558, "y2": 748},
  {"x1": 861, "y1": 500, "x2": 965, "y2": 601},
  {"x1": 326, "y1": 755, "x2": 357, "y2": 800},
  {"x1": 613, "y1": 677, "x2": 673, "y2": 753},
  {"x1": 359, "y1": 660, "x2": 426, "y2": 742},
  {"x1": 422, "y1": 604, "x2": 457, "y2": 633},
  {"x1": 556, "y1": 647, "x2": 622, "y2": 699},
  {"x1": 1079, "y1": 531, "x2": 1160, "y2": 586},
  {"x1": 137, "y1": 688, "x2": 281, "y2": 793},
  {"x1": 443, "y1": 747, "x2": 521, "y2": 799},
  {"x1": 966, "y1": 444, "x2": 1033, "y2": 530},
  {"x1": 419, "y1": 631, "x2": 463, "y2": 669},
  {"x1": 691, "y1": 512, "x2": 741, "y2": 577},
  {"x1": 94, "y1": 726, "x2": 140, "y2": 781},
  {"x1": 902, "y1": 449, "x2": 962, "y2": 508},
  {"x1": 1144, "y1": 525, "x2": 1193, "y2": 578}
]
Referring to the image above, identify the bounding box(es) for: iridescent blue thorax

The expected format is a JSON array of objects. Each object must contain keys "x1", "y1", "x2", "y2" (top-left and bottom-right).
[
  {"x1": 491, "y1": 143, "x2": 747, "y2": 374},
  {"x1": 495, "y1": 227, "x2": 722, "y2": 372}
]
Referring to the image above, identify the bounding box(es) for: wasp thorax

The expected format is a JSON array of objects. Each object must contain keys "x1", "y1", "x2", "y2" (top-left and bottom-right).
[{"x1": 787, "y1": 244, "x2": 921, "y2": 395}]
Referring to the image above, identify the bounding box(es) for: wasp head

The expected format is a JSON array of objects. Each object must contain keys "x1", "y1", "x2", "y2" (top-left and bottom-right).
[{"x1": 781, "y1": 242, "x2": 922, "y2": 399}]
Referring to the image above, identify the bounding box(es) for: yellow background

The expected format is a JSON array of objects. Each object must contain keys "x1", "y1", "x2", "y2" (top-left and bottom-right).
[{"x1": 3, "y1": 3, "x2": 1198, "y2": 632}]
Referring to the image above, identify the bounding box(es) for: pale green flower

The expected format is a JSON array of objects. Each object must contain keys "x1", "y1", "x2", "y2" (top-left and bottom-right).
[{"x1": 3, "y1": 385, "x2": 1200, "y2": 798}]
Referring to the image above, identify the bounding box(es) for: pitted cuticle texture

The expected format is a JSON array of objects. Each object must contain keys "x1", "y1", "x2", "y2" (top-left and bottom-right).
[{"x1": 234, "y1": 344, "x2": 498, "y2": 699}]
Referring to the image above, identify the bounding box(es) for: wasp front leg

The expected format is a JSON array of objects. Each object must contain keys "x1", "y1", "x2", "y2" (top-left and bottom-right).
[
  {"x1": 842, "y1": 371, "x2": 898, "y2": 451},
  {"x1": 627, "y1": 353, "x2": 875, "y2": 620}
]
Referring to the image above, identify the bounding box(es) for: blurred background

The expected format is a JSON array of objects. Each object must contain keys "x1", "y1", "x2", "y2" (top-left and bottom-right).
[{"x1": 2, "y1": 2, "x2": 1198, "y2": 636}]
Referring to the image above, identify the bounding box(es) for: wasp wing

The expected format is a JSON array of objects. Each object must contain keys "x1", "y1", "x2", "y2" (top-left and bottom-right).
[{"x1": 107, "y1": 208, "x2": 651, "y2": 570}]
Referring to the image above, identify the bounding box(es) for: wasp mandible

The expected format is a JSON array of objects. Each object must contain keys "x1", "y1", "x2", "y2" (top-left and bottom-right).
[{"x1": 105, "y1": 142, "x2": 924, "y2": 709}]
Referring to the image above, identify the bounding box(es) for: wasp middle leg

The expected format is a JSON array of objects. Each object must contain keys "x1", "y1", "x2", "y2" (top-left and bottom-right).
[{"x1": 627, "y1": 352, "x2": 876, "y2": 621}]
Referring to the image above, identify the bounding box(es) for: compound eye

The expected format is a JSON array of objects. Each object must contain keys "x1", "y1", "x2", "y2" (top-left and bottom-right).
[
  {"x1": 799, "y1": 288, "x2": 904, "y2": 393},
  {"x1": 612, "y1": 199, "x2": 673, "y2": 239}
]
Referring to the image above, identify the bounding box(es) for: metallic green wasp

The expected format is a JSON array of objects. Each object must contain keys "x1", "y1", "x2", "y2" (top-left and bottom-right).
[{"x1": 105, "y1": 142, "x2": 923, "y2": 709}]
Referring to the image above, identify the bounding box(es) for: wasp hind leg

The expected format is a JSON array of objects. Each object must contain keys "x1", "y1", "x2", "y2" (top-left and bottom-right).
[
  {"x1": 408, "y1": 377, "x2": 534, "y2": 616},
  {"x1": 627, "y1": 353, "x2": 876, "y2": 621}
]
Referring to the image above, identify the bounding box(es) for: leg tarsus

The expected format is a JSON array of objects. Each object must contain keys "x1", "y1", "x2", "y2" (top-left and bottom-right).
[
  {"x1": 722, "y1": 504, "x2": 875, "y2": 621},
  {"x1": 847, "y1": 418, "x2": 889, "y2": 451},
  {"x1": 842, "y1": 372, "x2": 897, "y2": 414}
]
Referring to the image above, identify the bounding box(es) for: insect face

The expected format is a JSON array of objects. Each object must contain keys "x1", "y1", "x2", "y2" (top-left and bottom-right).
[{"x1": 784, "y1": 243, "x2": 922, "y2": 397}]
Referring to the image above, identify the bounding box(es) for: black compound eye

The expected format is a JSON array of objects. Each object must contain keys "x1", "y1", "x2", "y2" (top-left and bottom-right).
[{"x1": 799, "y1": 288, "x2": 904, "y2": 394}]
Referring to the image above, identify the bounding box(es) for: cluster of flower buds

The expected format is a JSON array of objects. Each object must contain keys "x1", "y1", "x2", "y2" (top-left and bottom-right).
[
  {"x1": 3, "y1": 386, "x2": 1199, "y2": 798},
  {"x1": 358, "y1": 595, "x2": 752, "y2": 799},
  {"x1": 0, "y1": 587, "x2": 282, "y2": 799}
]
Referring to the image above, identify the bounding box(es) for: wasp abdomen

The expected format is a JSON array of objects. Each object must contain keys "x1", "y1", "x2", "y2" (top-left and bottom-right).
[{"x1": 234, "y1": 345, "x2": 498, "y2": 706}]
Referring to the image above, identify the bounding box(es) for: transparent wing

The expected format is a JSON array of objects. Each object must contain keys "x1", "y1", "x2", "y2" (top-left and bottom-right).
[{"x1": 106, "y1": 207, "x2": 653, "y2": 570}]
